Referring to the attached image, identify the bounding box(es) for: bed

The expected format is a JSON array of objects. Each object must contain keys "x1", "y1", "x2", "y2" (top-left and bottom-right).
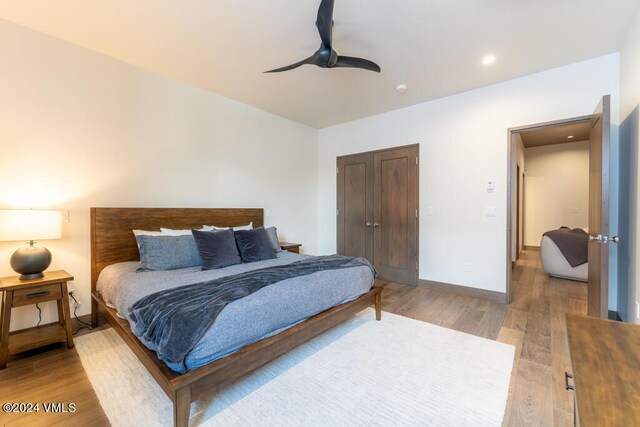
[
  {"x1": 540, "y1": 228, "x2": 588, "y2": 282},
  {"x1": 90, "y1": 207, "x2": 381, "y2": 426}
]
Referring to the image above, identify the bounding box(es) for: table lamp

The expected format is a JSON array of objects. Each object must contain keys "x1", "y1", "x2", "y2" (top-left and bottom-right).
[{"x1": 0, "y1": 209, "x2": 62, "y2": 280}]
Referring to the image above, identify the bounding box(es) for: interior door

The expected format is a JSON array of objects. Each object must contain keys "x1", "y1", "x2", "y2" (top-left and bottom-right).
[
  {"x1": 373, "y1": 146, "x2": 419, "y2": 286},
  {"x1": 337, "y1": 152, "x2": 374, "y2": 261},
  {"x1": 587, "y1": 95, "x2": 611, "y2": 318}
]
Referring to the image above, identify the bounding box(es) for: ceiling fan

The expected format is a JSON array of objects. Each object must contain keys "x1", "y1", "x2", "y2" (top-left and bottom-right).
[{"x1": 264, "y1": 0, "x2": 381, "y2": 73}]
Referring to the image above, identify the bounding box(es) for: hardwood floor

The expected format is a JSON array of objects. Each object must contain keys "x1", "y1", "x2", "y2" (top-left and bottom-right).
[
  {"x1": 0, "y1": 249, "x2": 584, "y2": 426},
  {"x1": 376, "y1": 249, "x2": 586, "y2": 426},
  {"x1": 0, "y1": 324, "x2": 110, "y2": 427},
  {"x1": 500, "y1": 250, "x2": 587, "y2": 426}
]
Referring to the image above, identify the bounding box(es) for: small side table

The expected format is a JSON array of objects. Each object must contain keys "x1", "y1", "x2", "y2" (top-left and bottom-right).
[
  {"x1": 280, "y1": 242, "x2": 302, "y2": 254},
  {"x1": 0, "y1": 270, "x2": 75, "y2": 369}
]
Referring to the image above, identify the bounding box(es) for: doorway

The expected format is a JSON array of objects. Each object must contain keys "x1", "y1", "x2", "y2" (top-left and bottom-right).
[
  {"x1": 337, "y1": 144, "x2": 419, "y2": 286},
  {"x1": 507, "y1": 95, "x2": 614, "y2": 318}
]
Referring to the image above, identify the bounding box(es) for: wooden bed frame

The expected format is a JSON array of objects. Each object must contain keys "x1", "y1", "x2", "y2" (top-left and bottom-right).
[{"x1": 90, "y1": 207, "x2": 382, "y2": 426}]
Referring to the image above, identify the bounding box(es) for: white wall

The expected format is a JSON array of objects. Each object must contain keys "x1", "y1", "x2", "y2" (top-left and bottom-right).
[
  {"x1": 511, "y1": 133, "x2": 525, "y2": 261},
  {"x1": 523, "y1": 141, "x2": 590, "y2": 246},
  {"x1": 0, "y1": 20, "x2": 319, "y2": 331},
  {"x1": 318, "y1": 54, "x2": 620, "y2": 294},
  {"x1": 619, "y1": 6, "x2": 640, "y2": 322}
]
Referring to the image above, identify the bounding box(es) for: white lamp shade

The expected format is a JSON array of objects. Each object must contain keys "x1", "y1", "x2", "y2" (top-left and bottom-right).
[{"x1": 0, "y1": 210, "x2": 62, "y2": 242}]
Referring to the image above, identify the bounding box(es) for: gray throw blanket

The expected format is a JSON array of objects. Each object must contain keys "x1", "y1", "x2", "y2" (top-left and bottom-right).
[
  {"x1": 543, "y1": 227, "x2": 589, "y2": 267},
  {"x1": 129, "y1": 255, "x2": 375, "y2": 370}
]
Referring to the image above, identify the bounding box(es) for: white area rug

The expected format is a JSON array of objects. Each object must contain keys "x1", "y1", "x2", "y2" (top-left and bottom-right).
[{"x1": 75, "y1": 309, "x2": 514, "y2": 426}]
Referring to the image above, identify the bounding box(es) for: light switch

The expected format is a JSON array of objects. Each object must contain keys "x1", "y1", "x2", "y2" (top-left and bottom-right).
[
  {"x1": 486, "y1": 207, "x2": 496, "y2": 217},
  {"x1": 487, "y1": 180, "x2": 495, "y2": 192}
]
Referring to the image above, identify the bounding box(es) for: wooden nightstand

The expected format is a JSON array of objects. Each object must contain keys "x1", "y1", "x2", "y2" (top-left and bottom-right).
[
  {"x1": 280, "y1": 242, "x2": 302, "y2": 254},
  {"x1": 0, "y1": 270, "x2": 75, "y2": 369}
]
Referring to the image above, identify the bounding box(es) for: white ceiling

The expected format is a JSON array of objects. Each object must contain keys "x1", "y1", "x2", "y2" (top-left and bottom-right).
[{"x1": 0, "y1": 0, "x2": 638, "y2": 128}]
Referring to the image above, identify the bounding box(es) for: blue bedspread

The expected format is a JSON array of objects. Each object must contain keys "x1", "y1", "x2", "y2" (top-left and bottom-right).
[{"x1": 129, "y1": 255, "x2": 375, "y2": 371}]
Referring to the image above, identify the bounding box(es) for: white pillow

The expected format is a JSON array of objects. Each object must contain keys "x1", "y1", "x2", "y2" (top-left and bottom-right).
[
  {"x1": 160, "y1": 228, "x2": 194, "y2": 236},
  {"x1": 133, "y1": 229, "x2": 163, "y2": 237},
  {"x1": 161, "y1": 227, "x2": 212, "y2": 235},
  {"x1": 202, "y1": 222, "x2": 253, "y2": 231}
]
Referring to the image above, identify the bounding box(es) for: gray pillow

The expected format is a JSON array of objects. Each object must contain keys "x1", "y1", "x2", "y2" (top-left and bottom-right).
[
  {"x1": 264, "y1": 226, "x2": 282, "y2": 253},
  {"x1": 234, "y1": 227, "x2": 277, "y2": 263},
  {"x1": 192, "y1": 229, "x2": 242, "y2": 270},
  {"x1": 135, "y1": 235, "x2": 201, "y2": 271}
]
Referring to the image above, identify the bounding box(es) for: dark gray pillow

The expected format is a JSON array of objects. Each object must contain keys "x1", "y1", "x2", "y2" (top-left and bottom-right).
[
  {"x1": 264, "y1": 226, "x2": 282, "y2": 253},
  {"x1": 135, "y1": 235, "x2": 200, "y2": 271},
  {"x1": 192, "y1": 229, "x2": 242, "y2": 270},
  {"x1": 235, "y1": 227, "x2": 277, "y2": 263}
]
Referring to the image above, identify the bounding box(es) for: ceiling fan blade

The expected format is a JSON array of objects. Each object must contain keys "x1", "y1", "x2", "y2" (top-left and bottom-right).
[
  {"x1": 264, "y1": 56, "x2": 317, "y2": 73},
  {"x1": 316, "y1": 0, "x2": 335, "y2": 48},
  {"x1": 333, "y1": 55, "x2": 381, "y2": 73}
]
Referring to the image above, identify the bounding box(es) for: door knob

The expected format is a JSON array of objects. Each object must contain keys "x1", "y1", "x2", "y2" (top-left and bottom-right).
[
  {"x1": 366, "y1": 222, "x2": 373, "y2": 228},
  {"x1": 589, "y1": 235, "x2": 621, "y2": 244},
  {"x1": 373, "y1": 222, "x2": 381, "y2": 228}
]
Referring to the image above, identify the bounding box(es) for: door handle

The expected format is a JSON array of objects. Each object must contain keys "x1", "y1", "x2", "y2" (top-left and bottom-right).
[
  {"x1": 366, "y1": 222, "x2": 373, "y2": 228},
  {"x1": 373, "y1": 222, "x2": 381, "y2": 228},
  {"x1": 590, "y1": 235, "x2": 620, "y2": 244},
  {"x1": 565, "y1": 372, "x2": 575, "y2": 391}
]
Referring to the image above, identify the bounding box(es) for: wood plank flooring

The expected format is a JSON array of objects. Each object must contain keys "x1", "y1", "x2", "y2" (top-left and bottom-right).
[
  {"x1": 500, "y1": 250, "x2": 587, "y2": 427},
  {"x1": 0, "y1": 249, "x2": 584, "y2": 426}
]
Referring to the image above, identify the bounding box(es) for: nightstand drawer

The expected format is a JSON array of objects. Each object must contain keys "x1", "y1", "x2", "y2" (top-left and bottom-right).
[{"x1": 12, "y1": 284, "x2": 62, "y2": 307}]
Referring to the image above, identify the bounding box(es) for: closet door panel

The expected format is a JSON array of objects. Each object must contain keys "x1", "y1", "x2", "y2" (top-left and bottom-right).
[
  {"x1": 337, "y1": 153, "x2": 374, "y2": 261},
  {"x1": 373, "y1": 146, "x2": 419, "y2": 286}
]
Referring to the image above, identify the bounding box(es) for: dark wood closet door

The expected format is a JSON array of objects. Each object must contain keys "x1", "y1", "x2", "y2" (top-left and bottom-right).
[
  {"x1": 337, "y1": 152, "x2": 374, "y2": 261},
  {"x1": 373, "y1": 146, "x2": 419, "y2": 286}
]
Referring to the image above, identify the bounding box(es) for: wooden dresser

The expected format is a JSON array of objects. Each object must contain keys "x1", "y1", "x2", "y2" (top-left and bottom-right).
[{"x1": 566, "y1": 314, "x2": 640, "y2": 426}]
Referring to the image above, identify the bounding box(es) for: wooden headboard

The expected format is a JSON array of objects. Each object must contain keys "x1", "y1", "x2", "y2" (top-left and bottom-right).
[{"x1": 90, "y1": 207, "x2": 263, "y2": 292}]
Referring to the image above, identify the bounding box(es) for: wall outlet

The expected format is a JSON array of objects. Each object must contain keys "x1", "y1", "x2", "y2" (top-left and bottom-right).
[
  {"x1": 62, "y1": 210, "x2": 70, "y2": 223},
  {"x1": 636, "y1": 301, "x2": 640, "y2": 320},
  {"x1": 68, "y1": 288, "x2": 80, "y2": 305},
  {"x1": 485, "y1": 207, "x2": 496, "y2": 217}
]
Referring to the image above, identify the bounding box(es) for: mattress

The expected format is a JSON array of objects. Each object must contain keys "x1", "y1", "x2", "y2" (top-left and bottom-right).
[
  {"x1": 97, "y1": 251, "x2": 374, "y2": 372},
  {"x1": 540, "y1": 235, "x2": 588, "y2": 282}
]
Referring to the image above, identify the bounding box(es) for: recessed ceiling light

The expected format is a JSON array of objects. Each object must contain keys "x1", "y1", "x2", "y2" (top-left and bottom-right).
[
  {"x1": 482, "y1": 55, "x2": 496, "y2": 65},
  {"x1": 567, "y1": 135, "x2": 574, "y2": 139},
  {"x1": 396, "y1": 84, "x2": 407, "y2": 93}
]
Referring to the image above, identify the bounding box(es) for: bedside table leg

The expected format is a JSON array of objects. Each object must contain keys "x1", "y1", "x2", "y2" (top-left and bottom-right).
[
  {"x1": 59, "y1": 283, "x2": 74, "y2": 349},
  {"x1": 56, "y1": 299, "x2": 65, "y2": 326},
  {"x1": 0, "y1": 291, "x2": 13, "y2": 369},
  {"x1": 91, "y1": 298, "x2": 98, "y2": 327}
]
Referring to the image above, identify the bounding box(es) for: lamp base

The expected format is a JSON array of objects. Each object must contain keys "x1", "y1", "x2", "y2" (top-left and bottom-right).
[
  {"x1": 10, "y1": 244, "x2": 52, "y2": 281},
  {"x1": 18, "y1": 272, "x2": 45, "y2": 281}
]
